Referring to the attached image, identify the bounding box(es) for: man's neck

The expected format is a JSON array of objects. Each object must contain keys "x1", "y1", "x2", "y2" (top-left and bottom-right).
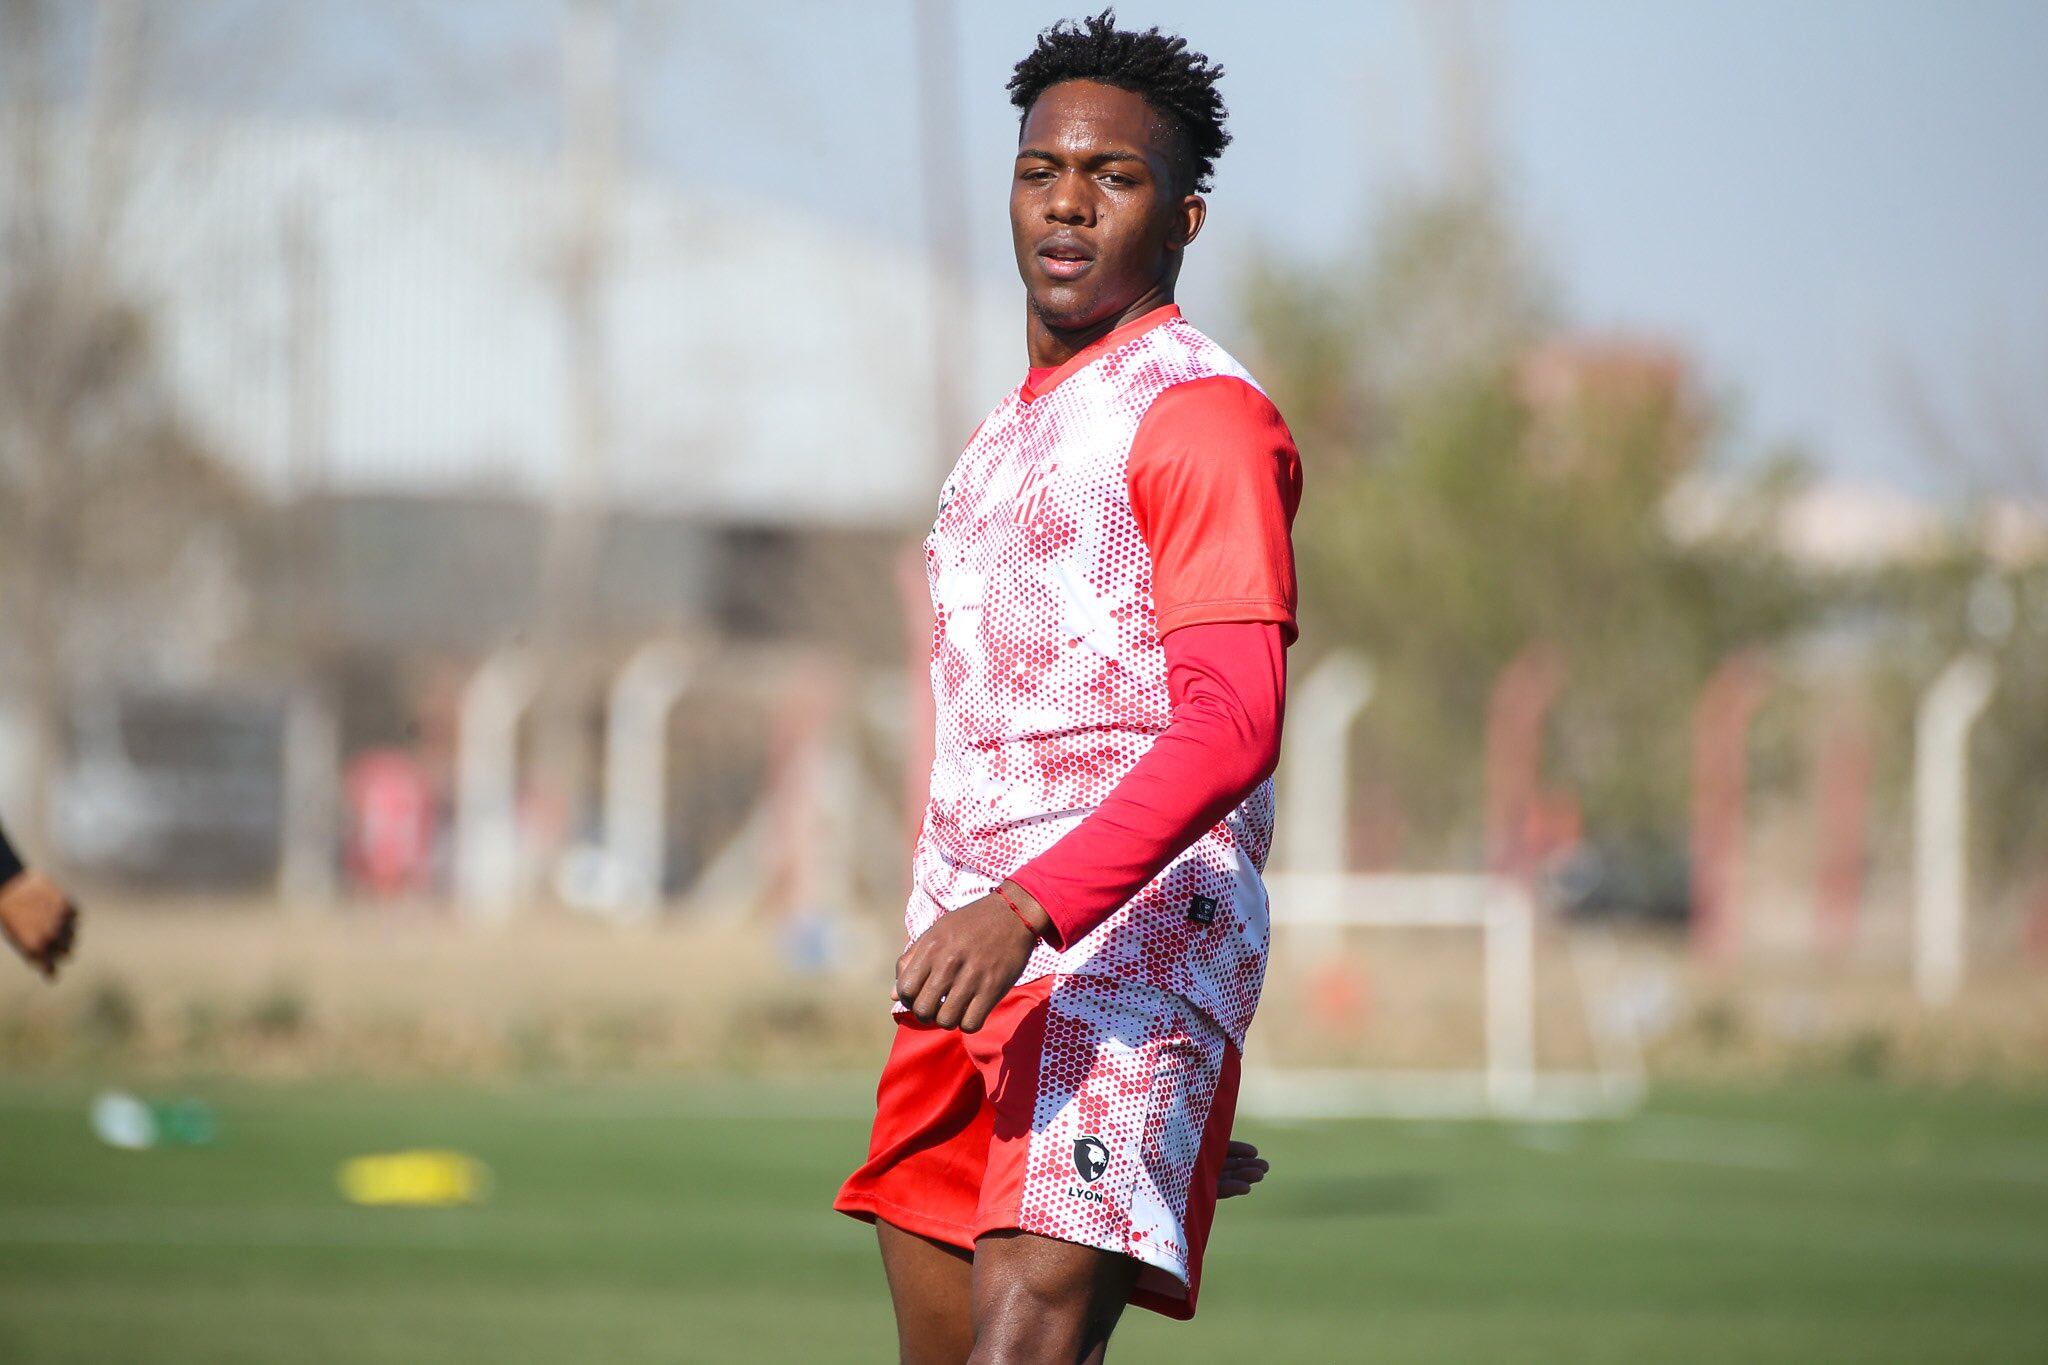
[{"x1": 1026, "y1": 284, "x2": 1174, "y2": 369}]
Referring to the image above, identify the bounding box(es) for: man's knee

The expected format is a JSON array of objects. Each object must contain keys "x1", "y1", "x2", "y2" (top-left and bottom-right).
[
  {"x1": 969, "y1": 1232, "x2": 1135, "y2": 1364},
  {"x1": 972, "y1": 1276, "x2": 1092, "y2": 1362}
]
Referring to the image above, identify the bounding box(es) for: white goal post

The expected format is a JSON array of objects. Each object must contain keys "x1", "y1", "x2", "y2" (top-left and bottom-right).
[{"x1": 1242, "y1": 873, "x2": 1643, "y2": 1122}]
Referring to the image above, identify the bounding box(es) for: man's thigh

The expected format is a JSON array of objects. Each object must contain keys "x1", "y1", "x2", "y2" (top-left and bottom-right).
[
  {"x1": 877, "y1": 1219, "x2": 975, "y2": 1365},
  {"x1": 970, "y1": 1229, "x2": 1142, "y2": 1365}
]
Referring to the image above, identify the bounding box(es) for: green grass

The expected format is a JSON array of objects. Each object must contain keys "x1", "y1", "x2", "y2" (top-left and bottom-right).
[{"x1": 1, "y1": 1077, "x2": 2045, "y2": 1362}]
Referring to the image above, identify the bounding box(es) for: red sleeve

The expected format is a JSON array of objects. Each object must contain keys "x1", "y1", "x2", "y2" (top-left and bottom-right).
[
  {"x1": 1127, "y1": 375, "x2": 1302, "y2": 643},
  {"x1": 1008, "y1": 620, "x2": 1285, "y2": 949}
]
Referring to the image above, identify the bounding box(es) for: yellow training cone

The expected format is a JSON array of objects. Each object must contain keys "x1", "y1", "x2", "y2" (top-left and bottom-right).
[{"x1": 338, "y1": 1150, "x2": 492, "y2": 1207}]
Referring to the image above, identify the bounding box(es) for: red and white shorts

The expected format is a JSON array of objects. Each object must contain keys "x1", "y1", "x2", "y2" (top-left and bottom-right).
[{"x1": 834, "y1": 973, "x2": 1242, "y2": 1320}]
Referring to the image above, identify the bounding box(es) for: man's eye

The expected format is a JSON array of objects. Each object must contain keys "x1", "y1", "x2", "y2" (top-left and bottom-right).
[{"x1": 1101, "y1": 174, "x2": 1134, "y2": 187}]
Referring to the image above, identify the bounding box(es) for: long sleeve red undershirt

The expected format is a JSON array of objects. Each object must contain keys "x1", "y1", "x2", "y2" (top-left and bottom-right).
[{"x1": 1008, "y1": 619, "x2": 1286, "y2": 949}]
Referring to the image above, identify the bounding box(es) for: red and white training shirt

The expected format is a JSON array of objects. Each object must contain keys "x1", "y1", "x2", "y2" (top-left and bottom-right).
[{"x1": 905, "y1": 305, "x2": 1300, "y2": 1047}]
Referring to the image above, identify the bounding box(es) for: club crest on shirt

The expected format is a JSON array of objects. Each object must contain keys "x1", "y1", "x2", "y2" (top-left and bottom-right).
[{"x1": 1012, "y1": 460, "x2": 1059, "y2": 527}]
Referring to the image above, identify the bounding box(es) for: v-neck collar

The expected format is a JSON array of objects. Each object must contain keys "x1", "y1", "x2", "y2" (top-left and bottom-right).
[{"x1": 1018, "y1": 304, "x2": 1181, "y2": 404}]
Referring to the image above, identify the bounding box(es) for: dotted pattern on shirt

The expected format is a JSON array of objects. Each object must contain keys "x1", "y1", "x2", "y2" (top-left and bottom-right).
[
  {"x1": 901, "y1": 317, "x2": 1278, "y2": 1048},
  {"x1": 1010, "y1": 975, "x2": 1227, "y2": 1291}
]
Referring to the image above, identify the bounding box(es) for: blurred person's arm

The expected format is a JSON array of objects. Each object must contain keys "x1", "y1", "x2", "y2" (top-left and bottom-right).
[{"x1": 0, "y1": 818, "x2": 79, "y2": 981}]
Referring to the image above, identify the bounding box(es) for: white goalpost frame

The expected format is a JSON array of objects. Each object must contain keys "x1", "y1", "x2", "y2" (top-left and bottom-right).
[{"x1": 1242, "y1": 872, "x2": 1643, "y2": 1122}]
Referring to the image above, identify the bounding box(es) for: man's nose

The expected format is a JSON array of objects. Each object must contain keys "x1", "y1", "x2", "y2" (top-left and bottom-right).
[{"x1": 1045, "y1": 170, "x2": 1091, "y2": 225}]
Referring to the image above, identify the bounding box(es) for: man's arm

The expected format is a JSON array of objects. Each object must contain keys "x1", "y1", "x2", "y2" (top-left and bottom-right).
[
  {"x1": 892, "y1": 622, "x2": 1285, "y2": 1031},
  {"x1": 894, "y1": 374, "x2": 1300, "y2": 1031},
  {"x1": 0, "y1": 818, "x2": 80, "y2": 980},
  {"x1": 1010, "y1": 620, "x2": 1283, "y2": 947},
  {"x1": 894, "y1": 620, "x2": 1285, "y2": 1029}
]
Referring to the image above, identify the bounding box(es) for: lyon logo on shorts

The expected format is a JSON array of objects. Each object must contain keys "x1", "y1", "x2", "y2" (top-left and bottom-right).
[{"x1": 1073, "y1": 1136, "x2": 1110, "y2": 1184}]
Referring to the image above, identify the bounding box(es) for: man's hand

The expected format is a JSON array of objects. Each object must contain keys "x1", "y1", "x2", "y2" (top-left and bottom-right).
[
  {"x1": 0, "y1": 870, "x2": 79, "y2": 981},
  {"x1": 894, "y1": 880, "x2": 1050, "y2": 1033},
  {"x1": 1217, "y1": 1139, "x2": 1269, "y2": 1198}
]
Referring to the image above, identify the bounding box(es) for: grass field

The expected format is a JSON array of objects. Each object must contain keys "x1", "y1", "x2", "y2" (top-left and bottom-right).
[{"x1": 1, "y1": 1077, "x2": 2045, "y2": 1362}]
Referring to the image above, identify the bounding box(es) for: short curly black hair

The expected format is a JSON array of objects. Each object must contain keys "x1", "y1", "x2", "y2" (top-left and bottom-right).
[{"x1": 1007, "y1": 9, "x2": 1230, "y2": 195}]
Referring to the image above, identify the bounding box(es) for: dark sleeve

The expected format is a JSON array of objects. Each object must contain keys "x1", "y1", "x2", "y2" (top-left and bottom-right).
[
  {"x1": 0, "y1": 817, "x2": 23, "y2": 887},
  {"x1": 1007, "y1": 620, "x2": 1286, "y2": 949}
]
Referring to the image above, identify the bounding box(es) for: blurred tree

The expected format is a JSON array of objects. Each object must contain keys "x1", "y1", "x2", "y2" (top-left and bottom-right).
[
  {"x1": 0, "y1": 281, "x2": 259, "y2": 668},
  {"x1": 0, "y1": 0, "x2": 263, "y2": 843},
  {"x1": 1863, "y1": 356, "x2": 2048, "y2": 916},
  {"x1": 1244, "y1": 186, "x2": 1810, "y2": 868}
]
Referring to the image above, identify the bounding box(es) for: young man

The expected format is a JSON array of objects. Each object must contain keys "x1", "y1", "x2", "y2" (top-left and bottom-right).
[
  {"x1": 835, "y1": 12, "x2": 1299, "y2": 1362},
  {"x1": 0, "y1": 818, "x2": 79, "y2": 980}
]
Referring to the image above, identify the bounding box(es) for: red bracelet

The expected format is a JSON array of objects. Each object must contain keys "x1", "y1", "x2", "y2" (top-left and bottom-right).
[{"x1": 993, "y1": 883, "x2": 1039, "y2": 940}]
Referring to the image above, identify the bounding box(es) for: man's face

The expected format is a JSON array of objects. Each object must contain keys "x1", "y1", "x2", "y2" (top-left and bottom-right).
[{"x1": 1010, "y1": 80, "x2": 1203, "y2": 333}]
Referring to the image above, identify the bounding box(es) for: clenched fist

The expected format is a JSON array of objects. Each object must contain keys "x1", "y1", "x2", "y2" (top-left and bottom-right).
[{"x1": 894, "y1": 880, "x2": 1051, "y2": 1033}]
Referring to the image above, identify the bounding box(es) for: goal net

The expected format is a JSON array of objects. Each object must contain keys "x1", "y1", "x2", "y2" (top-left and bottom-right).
[{"x1": 1241, "y1": 873, "x2": 1643, "y2": 1121}]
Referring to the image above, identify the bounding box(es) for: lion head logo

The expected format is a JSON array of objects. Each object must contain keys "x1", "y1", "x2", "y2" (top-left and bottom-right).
[{"x1": 1073, "y1": 1136, "x2": 1110, "y2": 1184}]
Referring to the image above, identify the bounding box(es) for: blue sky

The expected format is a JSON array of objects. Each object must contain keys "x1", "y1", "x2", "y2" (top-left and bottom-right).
[{"x1": 62, "y1": 1, "x2": 2048, "y2": 494}]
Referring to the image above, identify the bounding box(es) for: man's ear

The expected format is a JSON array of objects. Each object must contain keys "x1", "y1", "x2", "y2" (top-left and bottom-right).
[{"x1": 1172, "y1": 193, "x2": 1207, "y2": 251}]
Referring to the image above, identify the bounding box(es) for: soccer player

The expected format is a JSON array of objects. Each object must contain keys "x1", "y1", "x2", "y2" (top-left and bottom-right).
[
  {"x1": 0, "y1": 817, "x2": 79, "y2": 980},
  {"x1": 835, "y1": 12, "x2": 1300, "y2": 1361}
]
